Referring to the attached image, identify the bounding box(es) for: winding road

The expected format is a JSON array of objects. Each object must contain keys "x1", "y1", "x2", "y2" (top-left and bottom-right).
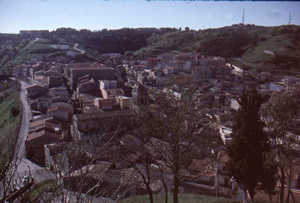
[{"x1": 14, "y1": 80, "x2": 31, "y2": 160}]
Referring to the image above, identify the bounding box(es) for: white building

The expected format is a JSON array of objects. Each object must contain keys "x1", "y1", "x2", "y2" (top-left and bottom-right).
[
  {"x1": 230, "y1": 98, "x2": 240, "y2": 111},
  {"x1": 99, "y1": 80, "x2": 118, "y2": 89},
  {"x1": 219, "y1": 126, "x2": 232, "y2": 145}
]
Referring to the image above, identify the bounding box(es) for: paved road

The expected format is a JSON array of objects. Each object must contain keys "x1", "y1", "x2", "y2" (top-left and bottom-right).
[
  {"x1": 12, "y1": 80, "x2": 55, "y2": 184},
  {"x1": 14, "y1": 80, "x2": 31, "y2": 160}
]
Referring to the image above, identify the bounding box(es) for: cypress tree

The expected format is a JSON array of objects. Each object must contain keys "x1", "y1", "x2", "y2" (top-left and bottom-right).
[{"x1": 226, "y1": 88, "x2": 271, "y2": 201}]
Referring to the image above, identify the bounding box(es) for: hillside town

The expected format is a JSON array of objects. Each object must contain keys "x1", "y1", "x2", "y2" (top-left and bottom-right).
[
  {"x1": 7, "y1": 35, "x2": 300, "y2": 202},
  {"x1": 1, "y1": 0, "x2": 300, "y2": 202}
]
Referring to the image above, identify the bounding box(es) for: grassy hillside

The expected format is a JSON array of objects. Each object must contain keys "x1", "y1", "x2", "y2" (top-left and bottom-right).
[
  {"x1": 0, "y1": 33, "x2": 27, "y2": 73},
  {"x1": 0, "y1": 80, "x2": 21, "y2": 170},
  {"x1": 12, "y1": 38, "x2": 62, "y2": 64},
  {"x1": 134, "y1": 24, "x2": 300, "y2": 73},
  {"x1": 0, "y1": 27, "x2": 177, "y2": 72},
  {"x1": 135, "y1": 30, "x2": 197, "y2": 56},
  {"x1": 2, "y1": 25, "x2": 300, "y2": 73}
]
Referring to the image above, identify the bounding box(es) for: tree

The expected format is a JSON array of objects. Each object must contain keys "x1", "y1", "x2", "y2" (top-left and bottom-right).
[
  {"x1": 226, "y1": 88, "x2": 274, "y2": 202},
  {"x1": 135, "y1": 91, "x2": 215, "y2": 203},
  {"x1": 261, "y1": 85, "x2": 300, "y2": 203},
  {"x1": 259, "y1": 153, "x2": 278, "y2": 202},
  {"x1": 10, "y1": 106, "x2": 20, "y2": 117},
  {"x1": 119, "y1": 107, "x2": 172, "y2": 203},
  {"x1": 125, "y1": 150, "x2": 155, "y2": 203}
]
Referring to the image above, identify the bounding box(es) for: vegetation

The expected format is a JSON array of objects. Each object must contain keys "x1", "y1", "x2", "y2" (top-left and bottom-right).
[
  {"x1": 2, "y1": 25, "x2": 300, "y2": 73},
  {"x1": 0, "y1": 79, "x2": 21, "y2": 201},
  {"x1": 119, "y1": 193, "x2": 239, "y2": 203},
  {"x1": 133, "y1": 24, "x2": 300, "y2": 73},
  {"x1": 1, "y1": 25, "x2": 300, "y2": 202},
  {"x1": 225, "y1": 88, "x2": 276, "y2": 202},
  {"x1": 0, "y1": 33, "x2": 25, "y2": 73},
  {"x1": 21, "y1": 179, "x2": 57, "y2": 202},
  {"x1": 135, "y1": 30, "x2": 197, "y2": 57},
  {"x1": 49, "y1": 27, "x2": 177, "y2": 54},
  {"x1": 127, "y1": 91, "x2": 218, "y2": 203},
  {"x1": 0, "y1": 80, "x2": 21, "y2": 169},
  {"x1": 261, "y1": 85, "x2": 300, "y2": 203},
  {"x1": 12, "y1": 39, "x2": 58, "y2": 64},
  {"x1": 0, "y1": 28, "x2": 178, "y2": 70}
]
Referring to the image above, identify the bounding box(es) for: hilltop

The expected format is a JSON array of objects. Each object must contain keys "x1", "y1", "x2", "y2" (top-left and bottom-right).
[
  {"x1": 133, "y1": 24, "x2": 300, "y2": 74},
  {"x1": 0, "y1": 27, "x2": 177, "y2": 73},
  {"x1": 1, "y1": 24, "x2": 300, "y2": 74}
]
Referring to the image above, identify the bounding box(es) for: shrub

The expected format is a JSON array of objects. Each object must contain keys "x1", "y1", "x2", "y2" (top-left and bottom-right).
[{"x1": 11, "y1": 106, "x2": 20, "y2": 117}]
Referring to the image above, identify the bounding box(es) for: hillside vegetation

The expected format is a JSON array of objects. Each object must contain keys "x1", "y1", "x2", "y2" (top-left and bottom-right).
[
  {"x1": 13, "y1": 38, "x2": 60, "y2": 64},
  {"x1": 0, "y1": 27, "x2": 177, "y2": 71},
  {"x1": 0, "y1": 79, "x2": 21, "y2": 170},
  {"x1": 134, "y1": 24, "x2": 300, "y2": 73},
  {"x1": 47, "y1": 27, "x2": 177, "y2": 54},
  {"x1": 1, "y1": 25, "x2": 300, "y2": 73},
  {"x1": 0, "y1": 34, "x2": 27, "y2": 73}
]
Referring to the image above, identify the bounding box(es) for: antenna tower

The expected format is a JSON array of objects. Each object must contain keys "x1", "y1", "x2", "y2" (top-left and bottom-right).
[{"x1": 242, "y1": 8, "x2": 245, "y2": 24}]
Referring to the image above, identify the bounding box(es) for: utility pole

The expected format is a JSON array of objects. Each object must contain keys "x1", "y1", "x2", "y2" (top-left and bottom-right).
[{"x1": 242, "y1": 8, "x2": 245, "y2": 25}]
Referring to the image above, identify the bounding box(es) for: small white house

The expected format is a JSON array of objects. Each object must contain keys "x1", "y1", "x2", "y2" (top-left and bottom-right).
[
  {"x1": 230, "y1": 98, "x2": 240, "y2": 111},
  {"x1": 219, "y1": 126, "x2": 232, "y2": 145}
]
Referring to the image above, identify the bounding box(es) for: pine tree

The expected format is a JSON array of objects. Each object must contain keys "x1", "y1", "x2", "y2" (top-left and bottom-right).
[{"x1": 226, "y1": 88, "x2": 272, "y2": 201}]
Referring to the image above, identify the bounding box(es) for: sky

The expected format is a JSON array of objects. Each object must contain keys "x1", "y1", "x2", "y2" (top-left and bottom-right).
[{"x1": 0, "y1": 0, "x2": 300, "y2": 33}]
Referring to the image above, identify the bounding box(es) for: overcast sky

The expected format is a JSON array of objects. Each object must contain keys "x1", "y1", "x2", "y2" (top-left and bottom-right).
[{"x1": 0, "y1": 0, "x2": 300, "y2": 33}]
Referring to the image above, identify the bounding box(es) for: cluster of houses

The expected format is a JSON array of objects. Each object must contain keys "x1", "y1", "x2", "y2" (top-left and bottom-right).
[
  {"x1": 125, "y1": 51, "x2": 300, "y2": 144},
  {"x1": 14, "y1": 48, "x2": 300, "y2": 200},
  {"x1": 125, "y1": 51, "x2": 300, "y2": 193},
  {"x1": 18, "y1": 59, "x2": 161, "y2": 199}
]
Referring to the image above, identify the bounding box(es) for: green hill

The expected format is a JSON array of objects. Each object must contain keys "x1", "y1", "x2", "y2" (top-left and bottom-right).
[
  {"x1": 134, "y1": 24, "x2": 300, "y2": 73},
  {"x1": 13, "y1": 38, "x2": 60, "y2": 64},
  {"x1": 0, "y1": 27, "x2": 177, "y2": 71},
  {"x1": 1, "y1": 25, "x2": 300, "y2": 74}
]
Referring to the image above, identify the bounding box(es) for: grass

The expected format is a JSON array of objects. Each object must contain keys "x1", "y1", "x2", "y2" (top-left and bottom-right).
[
  {"x1": 0, "y1": 80, "x2": 21, "y2": 169},
  {"x1": 119, "y1": 194, "x2": 239, "y2": 203},
  {"x1": 12, "y1": 38, "x2": 59, "y2": 65},
  {"x1": 242, "y1": 33, "x2": 300, "y2": 63}
]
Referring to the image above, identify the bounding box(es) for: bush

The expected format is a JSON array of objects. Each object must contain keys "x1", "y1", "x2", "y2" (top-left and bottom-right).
[{"x1": 11, "y1": 106, "x2": 20, "y2": 117}]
